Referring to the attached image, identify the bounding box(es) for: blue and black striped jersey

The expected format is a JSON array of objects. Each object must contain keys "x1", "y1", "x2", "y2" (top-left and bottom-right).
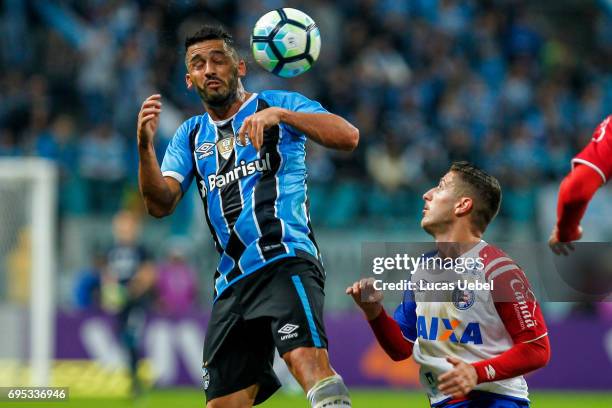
[{"x1": 161, "y1": 90, "x2": 325, "y2": 300}]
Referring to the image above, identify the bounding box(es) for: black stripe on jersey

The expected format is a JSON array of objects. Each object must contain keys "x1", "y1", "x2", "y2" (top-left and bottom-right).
[
  {"x1": 215, "y1": 121, "x2": 244, "y2": 230},
  {"x1": 188, "y1": 123, "x2": 223, "y2": 255},
  {"x1": 215, "y1": 121, "x2": 247, "y2": 278},
  {"x1": 224, "y1": 231, "x2": 247, "y2": 283},
  {"x1": 253, "y1": 99, "x2": 288, "y2": 260}
]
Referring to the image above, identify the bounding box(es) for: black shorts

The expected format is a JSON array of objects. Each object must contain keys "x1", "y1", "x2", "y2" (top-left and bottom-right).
[{"x1": 202, "y1": 257, "x2": 327, "y2": 405}]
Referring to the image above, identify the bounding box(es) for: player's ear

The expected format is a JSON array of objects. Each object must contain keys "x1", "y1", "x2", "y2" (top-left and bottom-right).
[
  {"x1": 237, "y1": 59, "x2": 247, "y2": 77},
  {"x1": 185, "y1": 73, "x2": 193, "y2": 90},
  {"x1": 455, "y1": 197, "x2": 473, "y2": 216}
]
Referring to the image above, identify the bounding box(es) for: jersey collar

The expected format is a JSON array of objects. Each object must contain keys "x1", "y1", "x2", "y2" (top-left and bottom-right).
[{"x1": 207, "y1": 92, "x2": 259, "y2": 127}]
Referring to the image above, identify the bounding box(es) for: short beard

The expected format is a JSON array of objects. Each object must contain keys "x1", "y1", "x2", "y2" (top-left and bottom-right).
[{"x1": 197, "y1": 67, "x2": 239, "y2": 109}]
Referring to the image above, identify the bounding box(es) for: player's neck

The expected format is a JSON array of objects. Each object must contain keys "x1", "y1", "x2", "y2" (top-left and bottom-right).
[
  {"x1": 434, "y1": 224, "x2": 481, "y2": 258},
  {"x1": 205, "y1": 85, "x2": 251, "y2": 121}
]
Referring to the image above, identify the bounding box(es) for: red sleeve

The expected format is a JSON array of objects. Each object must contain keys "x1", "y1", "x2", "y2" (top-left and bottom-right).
[
  {"x1": 472, "y1": 335, "x2": 550, "y2": 383},
  {"x1": 473, "y1": 264, "x2": 551, "y2": 382},
  {"x1": 368, "y1": 308, "x2": 414, "y2": 362},
  {"x1": 572, "y1": 115, "x2": 612, "y2": 182},
  {"x1": 556, "y1": 164, "x2": 603, "y2": 241}
]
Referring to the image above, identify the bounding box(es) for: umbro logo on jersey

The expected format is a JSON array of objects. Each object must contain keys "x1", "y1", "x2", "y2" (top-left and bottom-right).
[
  {"x1": 217, "y1": 136, "x2": 234, "y2": 160},
  {"x1": 485, "y1": 364, "x2": 496, "y2": 380},
  {"x1": 278, "y1": 323, "x2": 299, "y2": 340},
  {"x1": 196, "y1": 142, "x2": 215, "y2": 159}
]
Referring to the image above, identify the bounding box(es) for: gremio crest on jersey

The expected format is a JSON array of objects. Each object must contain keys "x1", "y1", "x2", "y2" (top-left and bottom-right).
[{"x1": 217, "y1": 136, "x2": 234, "y2": 160}]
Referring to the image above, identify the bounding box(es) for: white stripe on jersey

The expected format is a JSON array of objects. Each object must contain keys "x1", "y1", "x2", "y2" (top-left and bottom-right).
[
  {"x1": 162, "y1": 170, "x2": 185, "y2": 183},
  {"x1": 484, "y1": 257, "x2": 513, "y2": 274},
  {"x1": 571, "y1": 158, "x2": 607, "y2": 183},
  {"x1": 522, "y1": 332, "x2": 548, "y2": 344},
  {"x1": 487, "y1": 263, "x2": 521, "y2": 281}
]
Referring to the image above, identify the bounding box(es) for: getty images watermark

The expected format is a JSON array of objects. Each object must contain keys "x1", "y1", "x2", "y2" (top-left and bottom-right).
[
  {"x1": 370, "y1": 253, "x2": 492, "y2": 292},
  {"x1": 361, "y1": 242, "x2": 612, "y2": 303}
]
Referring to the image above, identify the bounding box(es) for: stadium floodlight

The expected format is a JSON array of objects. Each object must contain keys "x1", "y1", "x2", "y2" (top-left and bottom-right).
[{"x1": 0, "y1": 158, "x2": 57, "y2": 386}]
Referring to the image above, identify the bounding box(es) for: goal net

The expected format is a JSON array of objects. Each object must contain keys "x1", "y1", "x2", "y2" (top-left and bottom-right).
[{"x1": 0, "y1": 158, "x2": 57, "y2": 387}]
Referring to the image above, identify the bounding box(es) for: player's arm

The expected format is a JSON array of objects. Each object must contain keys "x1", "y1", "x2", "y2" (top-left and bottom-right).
[
  {"x1": 468, "y1": 307, "x2": 550, "y2": 382},
  {"x1": 238, "y1": 108, "x2": 359, "y2": 151},
  {"x1": 551, "y1": 115, "x2": 612, "y2": 253},
  {"x1": 549, "y1": 164, "x2": 601, "y2": 253},
  {"x1": 346, "y1": 278, "x2": 414, "y2": 361},
  {"x1": 137, "y1": 94, "x2": 182, "y2": 218},
  {"x1": 278, "y1": 110, "x2": 359, "y2": 151},
  {"x1": 438, "y1": 266, "x2": 550, "y2": 398}
]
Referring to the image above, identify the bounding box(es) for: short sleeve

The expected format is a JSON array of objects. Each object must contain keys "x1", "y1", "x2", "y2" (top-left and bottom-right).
[
  {"x1": 393, "y1": 290, "x2": 418, "y2": 343},
  {"x1": 572, "y1": 115, "x2": 612, "y2": 183},
  {"x1": 286, "y1": 91, "x2": 328, "y2": 114},
  {"x1": 161, "y1": 121, "x2": 196, "y2": 192},
  {"x1": 262, "y1": 90, "x2": 328, "y2": 114}
]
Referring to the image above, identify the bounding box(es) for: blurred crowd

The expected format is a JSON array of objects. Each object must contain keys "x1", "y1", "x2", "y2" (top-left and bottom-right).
[
  {"x1": 1, "y1": 0, "x2": 612, "y2": 230},
  {"x1": 73, "y1": 210, "x2": 199, "y2": 316}
]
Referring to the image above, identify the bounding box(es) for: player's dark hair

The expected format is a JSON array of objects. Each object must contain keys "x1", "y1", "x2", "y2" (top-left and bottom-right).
[
  {"x1": 449, "y1": 161, "x2": 501, "y2": 233},
  {"x1": 184, "y1": 25, "x2": 236, "y2": 54}
]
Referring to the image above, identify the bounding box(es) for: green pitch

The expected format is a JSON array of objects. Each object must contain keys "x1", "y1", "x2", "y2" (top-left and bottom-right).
[{"x1": 1, "y1": 389, "x2": 611, "y2": 407}]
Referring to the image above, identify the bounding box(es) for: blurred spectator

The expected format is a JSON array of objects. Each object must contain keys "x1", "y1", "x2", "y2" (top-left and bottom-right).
[
  {"x1": 101, "y1": 210, "x2": 156, "y2": 395},
  {"x1": 78, "y1": 31, "x2": 117, "y2": 122},
  {"x1": 155, "y1": 238, "x2": 198, "y2": 316},
  {"x1": 79, "y1": 123, "x2": 127, "y2": 213},
  {"x1": 0, "y1": 128, "x2": 22, "y2": 156},
  {"x1": 35, "y1": 114, "x2": 83, "y2": 213},
  {"x1": 73, "y1": 252, "x2": 104, "y2": 310},
  {"x1": 366, "y1": 132, "x2": 409, "y2": 192}
]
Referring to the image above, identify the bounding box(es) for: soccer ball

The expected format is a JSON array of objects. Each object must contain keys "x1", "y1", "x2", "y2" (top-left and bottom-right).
[{"x1": 251, "y1": 8, "x2": 321, "y2": 78}]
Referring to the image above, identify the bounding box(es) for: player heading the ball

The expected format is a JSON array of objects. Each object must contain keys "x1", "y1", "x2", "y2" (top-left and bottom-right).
[{"x1": 136, "y1": 23, "x2": 358, "y2": 408}]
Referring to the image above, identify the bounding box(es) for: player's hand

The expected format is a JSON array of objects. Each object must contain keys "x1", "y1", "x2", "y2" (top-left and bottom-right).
[
  {"x1": 437, "y1": 356, "x2": 478, "y2": 399},
  {"x1": 137, "y1": 94, "x2": 162, "y2": 147},
  {"x1": 549, "y1": 225, "x2": 582, "y2": 256},
  {"x1": 346, "y1": 278, "x2": 383, "y2": 320},
  {"x1": 238, "y1": 107, "x2": 287, "y2": 151}
]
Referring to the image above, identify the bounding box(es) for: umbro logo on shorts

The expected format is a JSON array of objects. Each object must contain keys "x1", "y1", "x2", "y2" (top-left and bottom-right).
[
  {"x1": 278, "y1": 323, "x2": 299, "y2": 334},
  {"x1": 202, "y1": 367, "x2": 210, "y2": 390},
  {"x1": 278, "y1": 323, "x2": 299, "y2": 340}
]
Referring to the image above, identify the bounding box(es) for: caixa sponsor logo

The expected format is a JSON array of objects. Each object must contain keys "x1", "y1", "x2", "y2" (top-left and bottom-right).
[{"x1": 417, "y1": 316, "x2": 483, "y2": 344}]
